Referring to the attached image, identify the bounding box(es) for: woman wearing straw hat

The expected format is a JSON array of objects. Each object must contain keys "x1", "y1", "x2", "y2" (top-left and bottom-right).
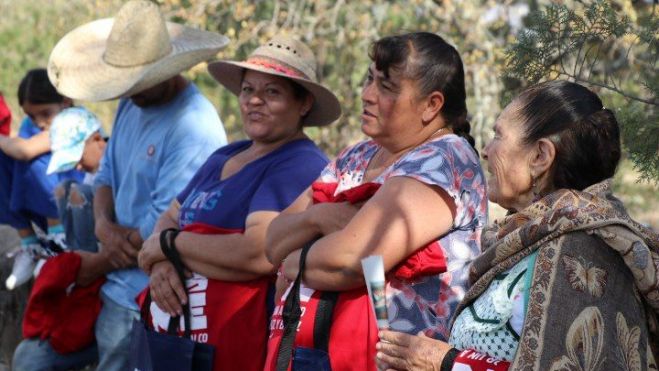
[{"x1": 137, "y1": 35, "x2": 341, "y2": 370}]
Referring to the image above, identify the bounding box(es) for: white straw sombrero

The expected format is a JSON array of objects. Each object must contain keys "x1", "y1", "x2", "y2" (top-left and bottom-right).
[
  {"x1": 208, "y1": 35, "x2": 341, "y2": 127},
  {"x1": 47, "y1": 0, "x2": 229, "y2": 102}
]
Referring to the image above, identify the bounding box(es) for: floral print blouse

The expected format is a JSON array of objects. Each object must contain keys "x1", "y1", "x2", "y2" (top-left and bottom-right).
[{"x1": 318, "y1": 134, "x2": 488, "y2": 339}]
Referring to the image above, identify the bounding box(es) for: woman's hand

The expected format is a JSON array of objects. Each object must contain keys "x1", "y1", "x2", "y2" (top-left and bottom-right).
[
  {"x1": 309, "y1": 202, "x2": 362, "y2": 236},
  {"x1": 376, "y1": 330, "x2": 452, "y2": 371},
  {"x1": 274, "y1": 271, "x2": 291, "y2": 302},
  {"x1": 281, "y1": 249, "x2": 302, "y2": 281},
  {"x1": 138, "y1": 233, "x2": 167, "y2": 274},
  {"x1": 149, "y1": 260, "x2": 188, "y2": 317}
]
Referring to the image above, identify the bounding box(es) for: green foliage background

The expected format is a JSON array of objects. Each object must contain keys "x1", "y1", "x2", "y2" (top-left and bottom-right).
[
  {"x1": 0, "y1": 0, "x2": 656, "y2": 227},
  {"x1": 505, "y1": 0, "x2": 658, "y2": 182}
]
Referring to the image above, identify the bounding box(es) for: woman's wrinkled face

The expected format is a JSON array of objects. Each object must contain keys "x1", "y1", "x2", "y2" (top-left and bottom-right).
[
  {"x1": 360, "y1": 64, "x2": 423, "y2": 144},
  {"x1": 482, "y1": 101, "x2": 535, "y2": 211},
  {"x1": 238, "y1": 70, "x2": 310, "y2": 143},
  {"x1": 22, "y1": 101, "x2": 68, "y2": 130}
]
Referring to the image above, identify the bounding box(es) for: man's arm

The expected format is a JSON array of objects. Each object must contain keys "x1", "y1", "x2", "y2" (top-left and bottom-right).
[
  {"x1": 75, "y1": 186, "x2": 143, "y2": 285},
  {"x1": 94, "y1": 185, "x2": 140, "y2": 269},
  {"x1": 75, "y1": 250, "x2": 115, "y2": 286}
]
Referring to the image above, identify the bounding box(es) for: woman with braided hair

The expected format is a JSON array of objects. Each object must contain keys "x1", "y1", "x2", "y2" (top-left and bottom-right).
[
  {"x1": 376, "y1": 80, "x2": 659, "y2": 370},
  {"x1": 265, "y1": 32, "x2": 487, "y2": 370}
]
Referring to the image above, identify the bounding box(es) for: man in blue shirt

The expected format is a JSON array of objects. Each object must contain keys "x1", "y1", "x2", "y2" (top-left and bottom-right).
[
  {"x1": 12, "y1": 1, "x2": 230, "y2": 370},
  {"x1": 91, "y1": 75, "x2": 227, "y2": 371}
]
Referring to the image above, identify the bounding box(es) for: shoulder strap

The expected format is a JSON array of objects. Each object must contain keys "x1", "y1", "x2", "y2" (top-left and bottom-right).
[
  {"x1": 140, "y1": 291, "x2": 153, "y2": 326},
  {"x1": 160, "y1": 229, "x2": 192, "y2": 338},
  {"x1": 275, "y1": 241, "x2": 314, "y2": 371},
  {"x1": 313, "y1": 290, "x2": 339, "y2": 352}
]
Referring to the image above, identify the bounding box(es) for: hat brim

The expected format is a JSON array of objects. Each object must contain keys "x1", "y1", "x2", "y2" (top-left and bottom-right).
[
  {"x1": 47, "y1": 143, "x2": 85, "y2": 175},
  {"x1": 48, "y1": 18, "x2": 230, "y2": 102},
  {"x1": 207, "y1": 60, "x2": 341, "y2": 127}
]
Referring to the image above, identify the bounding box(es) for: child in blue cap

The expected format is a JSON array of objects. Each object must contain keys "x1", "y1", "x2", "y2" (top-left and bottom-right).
[
  {"x1": 7, "y1": 106, "x2": 109, "y2": 288},
  {"x1": 47, "y1": 106, "x2": 113, "y2": 285},
  {"x1": 47, "y1": 106, "x2": 106, "y2": 178},
  {"x1": 1, "y1": 69, "x2": 84, "y2": 290}
]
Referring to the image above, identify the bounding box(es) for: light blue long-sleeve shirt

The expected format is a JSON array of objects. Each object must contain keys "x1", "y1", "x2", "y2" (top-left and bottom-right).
[{"x1": 95, "y1": 83, "x2": 227, "y2": 310}]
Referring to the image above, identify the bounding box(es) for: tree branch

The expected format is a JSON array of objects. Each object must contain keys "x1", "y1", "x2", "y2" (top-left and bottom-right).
[
  {"x1": 559, "y1": 71, "x2": 658, "y2": 105},
  {"x1": 586, "y1": 41, "x2": 602, "y2": 80}
]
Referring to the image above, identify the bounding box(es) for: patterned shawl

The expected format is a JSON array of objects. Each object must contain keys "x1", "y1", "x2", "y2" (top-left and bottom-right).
[{"x1": 454, "y1": 180, "x2": 659, "y2": 370}]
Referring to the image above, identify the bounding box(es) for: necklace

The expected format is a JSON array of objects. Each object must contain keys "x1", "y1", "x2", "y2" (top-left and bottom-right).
[{"x1": 427, "y1": 126, "x2": 450, "y2": 140}]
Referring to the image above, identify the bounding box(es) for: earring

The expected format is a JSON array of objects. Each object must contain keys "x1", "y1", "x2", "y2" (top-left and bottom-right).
[{"x1": 531, "y1": 175, "x2": 541, "y2": 201}]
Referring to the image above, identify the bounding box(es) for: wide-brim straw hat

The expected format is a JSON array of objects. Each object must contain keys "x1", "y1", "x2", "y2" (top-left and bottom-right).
[
  {"x1": 47, "y1": 0, "x2": 229, "y2": 102},
  {"x1": 208, "y1": 35, "x2": 341, "y2": 127}
]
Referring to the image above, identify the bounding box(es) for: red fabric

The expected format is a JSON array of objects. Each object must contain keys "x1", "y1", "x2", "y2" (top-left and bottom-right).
[
  {"x1": 452, "y1": 349, "x2": 510, "y2": 370},
  {"x1": 140, "y1": 223, "x2": 273, "y2": 371},
  {"x1": 265, "y1": 287, "x2": 378, "y2": 371},
  {"x1": 264, "y1": 182, "x2": 447, "y2": 371},
  {"x1": 22, "y1": 252, "x2": 105, "y2": 354},
  {"x1": 310, "y1": 181, "x2": 447, "y2": 280},
  {"x1": 0, "y1": 94, "x2": 11, "y2": 136},
  {"x1": 311, "y1": 181, "x2": 381, "y2": 204},
  {"x1": 393, "y1": 240, "x2": 446, "y2": 279},
  {"x1": 245, "y1": 57, "x2": 307, "y2": 79}
]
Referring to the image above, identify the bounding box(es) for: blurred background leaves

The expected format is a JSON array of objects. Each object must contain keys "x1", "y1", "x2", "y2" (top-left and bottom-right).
[{"x1": 0, "y1": 0, "x2": 656, "y2": 226}]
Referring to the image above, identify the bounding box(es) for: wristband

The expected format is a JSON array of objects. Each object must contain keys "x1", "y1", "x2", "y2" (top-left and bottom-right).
[
  {"x1": 159, "y1": 228, "x2": 184, "y2": 266},
  {"x1": 440, "y1": 348, "x2": 460, "y2": 371},
  {"x1": 159, "y1": 228, "x2": 188, "y2": 290},
  {"x1": 159, "y1": 228, "x2": 180, "y2": 260}
]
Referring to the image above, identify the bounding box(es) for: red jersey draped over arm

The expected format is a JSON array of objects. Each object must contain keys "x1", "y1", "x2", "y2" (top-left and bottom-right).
[
  {"x1": 265, "y1": 181, "x2": 449, "y2": 371},
  {"x1": 265, "y1": 136, "x2": 487, "y2": 371},
  {"x1": 310, "y1": 181, "x2": 447, "y2": 279},
  {"x1": 141, "y1": 223, "x2": 273, "y2": 371},
  {"x1": 139, "y1": 139, "x2": 329, "y2": 371}
]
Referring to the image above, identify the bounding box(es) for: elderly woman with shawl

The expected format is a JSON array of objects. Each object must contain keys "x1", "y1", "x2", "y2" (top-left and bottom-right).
[{"x1": 376, "y1": 80, "x2": 659, "y2": 370}]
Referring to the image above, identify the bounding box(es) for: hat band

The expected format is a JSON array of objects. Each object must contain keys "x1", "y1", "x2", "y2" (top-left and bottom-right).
[{"x1": 245, "y1": 57, "x2": 309, "y2": 80}]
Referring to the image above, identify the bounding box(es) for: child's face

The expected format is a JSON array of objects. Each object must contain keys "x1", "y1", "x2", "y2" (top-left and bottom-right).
[
  {"x1": 22, "y1": 101, "x2": 69, "y2": 130},
  {"x1": 76, "y1": 134, "x2": 105, "y2": 173}
]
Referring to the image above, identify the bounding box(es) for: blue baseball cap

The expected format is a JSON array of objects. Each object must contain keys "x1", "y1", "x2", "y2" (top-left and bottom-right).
[{"x1": 47, "y1": 107, "x2": 103, "y2": 174}]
